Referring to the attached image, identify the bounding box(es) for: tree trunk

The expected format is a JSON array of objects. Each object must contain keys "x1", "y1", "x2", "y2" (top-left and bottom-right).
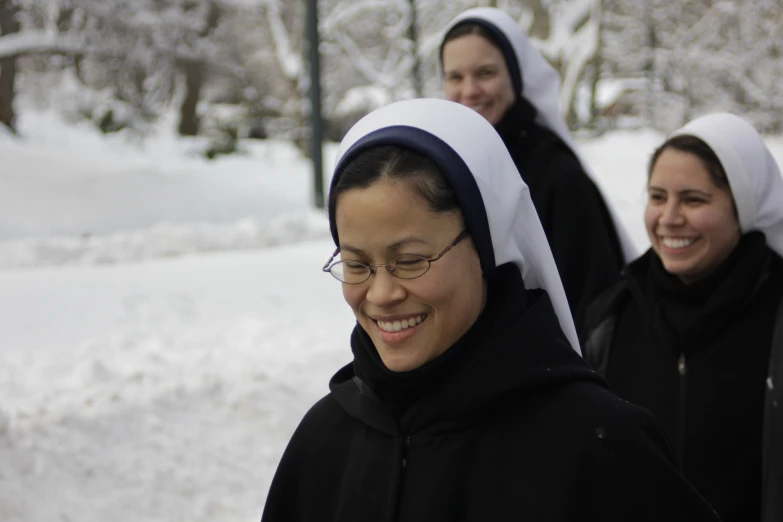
[
  {"x1": 178, "y1": 60, "x2": 203, "y2": 136},
  {"x1": 406, "y1": 0, "x2": 423, "y2": 97},
  {"x1": 587, "y1": 4, "x2": 605, "y2": 129},
  {"x1": 0, "y1": 0, "x2": 20, "y2": 132},
  {"x1": 176, "y1": 1, "x2": 221, "y2": 136},
  {"x1": 644, "y1": 6, "x2": 656, "y2": 128},
  {"x1": 528, "y1": 0, "x2": 551, "y2": 40}
]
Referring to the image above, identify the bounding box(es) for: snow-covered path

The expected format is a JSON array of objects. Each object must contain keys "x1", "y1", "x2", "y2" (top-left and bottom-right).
[{"x1": 0, "y1": 242, "x2": 354, "y2": 522}]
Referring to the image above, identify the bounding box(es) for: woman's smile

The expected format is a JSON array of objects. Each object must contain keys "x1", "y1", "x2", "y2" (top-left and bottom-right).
[{"x1": 373, "y1": 314, "x2": 428, "y2": 344}]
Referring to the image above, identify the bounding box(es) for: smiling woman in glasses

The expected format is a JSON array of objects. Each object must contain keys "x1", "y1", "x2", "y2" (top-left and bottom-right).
[
  {"x1": 328, "y1": 150, "x2": 482, "y2": 373},
  {"x1": 260, "y1": 99, "x2": 720, "y2": 522}
]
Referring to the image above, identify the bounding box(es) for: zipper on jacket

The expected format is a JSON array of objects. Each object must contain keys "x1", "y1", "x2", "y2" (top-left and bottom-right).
[
  {"x1": 388, "y1": 434, "x2": 409, "y2": 522},
  {"x1": 677, "y1": 352, "x2": 687, "y2": 469}
]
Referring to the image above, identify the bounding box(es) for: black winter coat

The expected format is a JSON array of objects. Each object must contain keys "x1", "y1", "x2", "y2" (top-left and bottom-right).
[
  {"x1": 494, "y1": 100, "x2": 625, "y2": 336},
  {"x1": 262, "y1": 265, "x2": 719, "y2": 522},
  {"x1": 584, "y1": 233, "x2": 783, "y2": 522}
]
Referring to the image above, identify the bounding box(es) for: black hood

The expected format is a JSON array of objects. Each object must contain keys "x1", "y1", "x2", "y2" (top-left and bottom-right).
[
  {"x1": 624, "y1": 232, "x2": 769, "y2": 351},
  {"x1": 329, "y1": 263, "x2": 605, "y2": 436}
]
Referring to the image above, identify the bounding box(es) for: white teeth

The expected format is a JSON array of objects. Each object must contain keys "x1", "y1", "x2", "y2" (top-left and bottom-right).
[
  {"x1": 377, "y1": 315, "x2": 426, "y2": 333},
  {"x1": 662, "y1": 237, "x2": 695, "y2": 249}
]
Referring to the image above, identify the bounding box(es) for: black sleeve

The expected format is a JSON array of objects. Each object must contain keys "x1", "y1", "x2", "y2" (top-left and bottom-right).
[
  {"x1": 261, "y1": 396, "x2": 346, "y2": 522},
  {"x1": 531, "y1": 151, "x2": 625, "y2": 337}
]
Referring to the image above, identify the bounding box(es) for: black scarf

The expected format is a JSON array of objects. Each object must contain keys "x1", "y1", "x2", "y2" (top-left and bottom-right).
[
  {"x1": 628, "y1": 231, "x2": 769, "y2": 354},
  {"x1": 349, "y1": 264, "x2": 527, "y2": 417},
  {"x1": 492, "y1": 97, "x2": 579, "y2": 192},
  {"x1": 493, "y1": 97, "x2": 538, "y2": 152}
]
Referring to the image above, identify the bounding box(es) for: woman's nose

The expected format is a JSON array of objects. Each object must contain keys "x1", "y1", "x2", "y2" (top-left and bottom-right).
[
  {"x1": 659, "y1": 201, "x2": 684, "y2": 226},
  {"x1": 462, "y1": 77, "x2": 482, "y2": 98},
  {"x1": 365, "y1": 267, "x2": 406, "y2": 306}
]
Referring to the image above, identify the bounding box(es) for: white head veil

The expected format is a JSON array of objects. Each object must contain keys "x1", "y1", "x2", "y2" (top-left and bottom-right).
[
  {"x1": 330, "y1": 98, "x2": 580, "y2": 354},
  {"x1": 671, "y1": 113, "x2": 783, "y2": 258},
  {"x1": 441, "y1": 7, "x2": 637, "y2": 262}
]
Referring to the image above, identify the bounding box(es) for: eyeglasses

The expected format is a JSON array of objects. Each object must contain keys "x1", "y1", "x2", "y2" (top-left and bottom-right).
[{"x1": 322, "y1": 229, "x2": 470, "y2": 284}]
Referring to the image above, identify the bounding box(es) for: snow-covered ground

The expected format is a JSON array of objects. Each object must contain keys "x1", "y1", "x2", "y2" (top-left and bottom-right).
[
  {"x1": 1, "y1": 110, "x2": 782, "y2": 522},
  {"x1": 0, "y1": 243, "x2": 354, "y2": 521}
]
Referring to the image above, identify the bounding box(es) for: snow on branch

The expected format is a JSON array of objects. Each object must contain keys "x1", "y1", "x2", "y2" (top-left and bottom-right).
[
  {"x1": 0, "y1": 28, "x2": 242, "y2": 77},
  {"x1": 0, "y1": 30, "x2": 116, "y2": 60},
  {"x1": 333, "y1": 31, "x2": 389, "y2": 88},
  {"x1": 321, "y1": 0, "x2": 403, "y2": 34},
  {"x1": 531, "y1": 0, "x2": 601, "y2": 119},
  {"x1": 263, "y1": 0, "x2": 302, "y2": 81}
]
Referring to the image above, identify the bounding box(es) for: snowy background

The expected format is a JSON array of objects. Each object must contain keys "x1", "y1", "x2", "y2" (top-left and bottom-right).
[
  {"x1": 2, "y1": 110, "x2": 783, "y2": 522},
  {"x1": 1, "y1": 0, "x2": 782, "y2": 520}
]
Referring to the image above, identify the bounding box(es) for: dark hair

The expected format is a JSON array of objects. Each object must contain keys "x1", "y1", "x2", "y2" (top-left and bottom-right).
[
  {"x1": 648, "y1": 135, "x2": 731, "y2": 191},
  {"x1": 440, "y1": 21, "x2": 522, "y2": 94},
  {"x1": 442, "y1": 22, "x2": 498, "y2": 55},
  {"x1": 329, "y1": 145, "x2": 461, "y2": 229}
]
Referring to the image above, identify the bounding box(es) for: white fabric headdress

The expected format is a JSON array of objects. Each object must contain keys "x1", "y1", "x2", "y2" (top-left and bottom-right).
[
  {"x1": 442, "y1": 7, "x2": 637, "y2": 262},
  {"x1": 332, "y1": 98, "x2": 580, "y2": 353},
  {"x1": 672, "y1": 113, "x2": 783, "y2": 258}
]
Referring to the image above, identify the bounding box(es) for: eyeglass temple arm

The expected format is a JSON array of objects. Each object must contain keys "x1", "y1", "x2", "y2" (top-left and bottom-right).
[
  {"x1": 429, "y1": 229, "x2": 470, "y2": 262},
  {"x1": 322, "y1": 248, "x2": 340, "y2": 272}
]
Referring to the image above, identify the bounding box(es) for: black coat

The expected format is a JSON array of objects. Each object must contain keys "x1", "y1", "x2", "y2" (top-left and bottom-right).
[
  {"x1": 495, "y1": 100, "x2": 624, "y2": 336},
  {"x1": 262, "y1": 265, "x2": 719, "y2": 522},
  {"x1": 584, "y1": 232, "x2": 783, "y2": 522}
]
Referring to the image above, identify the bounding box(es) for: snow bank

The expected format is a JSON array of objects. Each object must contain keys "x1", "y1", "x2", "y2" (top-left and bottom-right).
[
  {"x1": 0, "y1": 241, "x2": 355, "y2": 522},
  {"x1": 0, "y1": 211, "x2": 331, "y2": 268},
  {"x1": 0, "y1": 110, "x2": 340, "y2": 243}
]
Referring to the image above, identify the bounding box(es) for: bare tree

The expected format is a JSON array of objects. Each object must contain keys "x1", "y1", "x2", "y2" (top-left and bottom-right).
[
  {"x1": 525, "y1": 0, "x2": 603, "y2": 125},
  {"x1": 602, "y1": 0, "x2": 783, "y2": 131},
  {"x1": 323, "y1": 0, "x2": 413, "y2": 105},
  {"x1": 178, "y1": 0, "x2": 222, "y2": 136},
  {"x1": 5, "y1": 0, "x2": 777, "y2": 142},
  {"x1": 406, "y1": 0, "x2": 422, "y2": 97},
  {"x1": 0, "y1": 0, "x2": 20, "y2": 131}
]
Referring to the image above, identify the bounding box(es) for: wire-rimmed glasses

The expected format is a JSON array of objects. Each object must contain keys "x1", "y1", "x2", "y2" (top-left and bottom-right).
[{"x1": 322, "y1": 229, "x2": 470, "y2": 284}]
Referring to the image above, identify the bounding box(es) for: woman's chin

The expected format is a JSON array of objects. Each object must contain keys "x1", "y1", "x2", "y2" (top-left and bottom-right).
[{"x1": 378, "y1": 352, "x2": 423, "y2": 373}]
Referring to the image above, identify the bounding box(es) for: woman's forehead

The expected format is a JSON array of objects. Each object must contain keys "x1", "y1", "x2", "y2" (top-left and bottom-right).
[
  {"x1": 650, "y1": 150, "x2": 723, "y2": 189},
  {"x1": 443, "y1": 34, "x2": 505, "y2": 68},
  {"x1": 336, "y1": 179, "x2": 450, "y2": 214},
  {"x1": 337, "y1": 186, "x2": 460, "y2": 243}
]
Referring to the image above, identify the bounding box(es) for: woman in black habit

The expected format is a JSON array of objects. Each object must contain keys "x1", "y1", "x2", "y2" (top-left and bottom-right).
[
  {"x1": 260, "y1": 98, "x2": 718, "y2": 522},
  {"x1": 439, "y1": 7, "x2": 636, "y2": 335},
  {"x1": 584, "y1": 112, "x2": 783, "y2": 522}
]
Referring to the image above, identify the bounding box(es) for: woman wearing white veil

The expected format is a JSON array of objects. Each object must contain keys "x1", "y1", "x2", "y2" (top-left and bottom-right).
[
  {"x1": 260, "y1": 98, "x2": 718, "y2": 521},
  {"x1": 440, "y1": 7, "x2": 636, "y2": 336},
  {"x1": 584, "y1": 113, "x2": 783, "y2": 522}
]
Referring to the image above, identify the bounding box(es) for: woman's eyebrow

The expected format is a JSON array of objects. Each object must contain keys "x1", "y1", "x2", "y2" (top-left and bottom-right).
[
  {"x1": 338, "y1": 244, "x2": 365, "y2": 256},
  {"x1": 340, "y1": 237, "x2": 431, "y2": 255},
  {"x1": 386, "y1": 237, "x2": 431, "y2": 251},
  {"x1": 648, "y1": 186, "x2": 712, "y2": 198},
  {"x1": 679, "y1": 189, "x2": 712, "y2": 198}
]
